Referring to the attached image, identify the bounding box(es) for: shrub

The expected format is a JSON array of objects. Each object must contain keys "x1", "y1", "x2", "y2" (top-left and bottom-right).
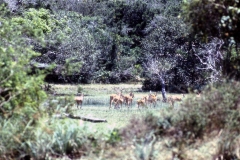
[
  {"x1": 120, "y1": 113, "x2": 173, "y2": 143},
  {"x1": 0, "y1": 5, "x2": 49, "y2": 119},
  {"x1": 171, "y1": 80, "x2": 240, "y2": 158}
]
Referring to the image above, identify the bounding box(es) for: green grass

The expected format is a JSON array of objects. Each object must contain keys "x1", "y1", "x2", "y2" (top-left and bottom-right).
[
  {"x1": 2, "y1": 82, "x2": 236, "y2": 160},
  {"x1": 69, "y1": 106, "x2": 164, "y2": 130},
  {"x1": 1, "y1": 83, "x2": 226, "y2": 159},
  {"x1": 51, "y1": 83, "x2": 182, "y2": 130},
  {"x1": 40, "y1": 83, "x2": 205, "y2": 159}
]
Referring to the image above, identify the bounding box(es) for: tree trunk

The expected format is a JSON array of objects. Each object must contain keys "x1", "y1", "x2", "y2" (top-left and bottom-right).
[{"x1": 159, "y1": 75, "x2": 167, "y2": 102}]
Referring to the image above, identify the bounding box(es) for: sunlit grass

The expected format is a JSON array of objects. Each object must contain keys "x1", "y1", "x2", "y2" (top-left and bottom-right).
[
  {"x1": 40, "y1": 83, "x2": 201, "y2": 159},
  {"x1": 51, "y1": 83, "x2": 183, "y2": 131},
  {"x1": 71, "y1": 106, "x2": 166, "y2": 130}
]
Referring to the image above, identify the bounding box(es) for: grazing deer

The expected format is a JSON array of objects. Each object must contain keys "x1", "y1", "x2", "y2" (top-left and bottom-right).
[
  {"x1": 74, "y1": 93, "x2": 84, "y2": 109},
  {"x1": 110, "y1": 93, "x2": 126, "y2": 109},
  {"x1": 137, "y1": 96, "x2": 148, "y2": 109},
  {"x1": 147, "y1": 92, "x2": 158, "y2": 108},
  {"x1": 124, "y1": 92, "x2": 134, "y2": 108}
]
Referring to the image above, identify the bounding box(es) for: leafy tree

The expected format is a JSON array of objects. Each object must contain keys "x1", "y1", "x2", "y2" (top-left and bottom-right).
[
  {"x1": 182, "y1": 0, "x2": 240, "y2": 43},
  {"x1": 12, "y1": 8, "x2": 59, "y2": 38},
  {"x1": 141, "y1": 12, "x2": 192, "y2": 93},
  {"x1": 0, "y1": 6, "x2": 60, "y2": 118},
  {"x1": 30, "y1": 1, "x2": 156, "y2": 83}
]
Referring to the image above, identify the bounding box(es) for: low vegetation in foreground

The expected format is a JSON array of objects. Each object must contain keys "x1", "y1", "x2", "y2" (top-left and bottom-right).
[{"x1": 0, "y1": 81, "x2": 240, "y2": 160}]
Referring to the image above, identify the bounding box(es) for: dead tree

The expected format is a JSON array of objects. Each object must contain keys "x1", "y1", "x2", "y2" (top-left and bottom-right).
[
  {"x1": 144, "y1": 58, "x2": 173, "y2": 102},
  {"x1": 55, "y1": 113, "x2": 108, "y2": 123},
  {"x1": 194, "y1": 38, "x2": 224, "y2": 83}
]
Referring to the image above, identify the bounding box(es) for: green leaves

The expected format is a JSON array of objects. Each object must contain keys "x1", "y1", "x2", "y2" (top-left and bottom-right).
[
  {"x1": 182, "y1": 0, "x2": 240, "y2": 42},
  {"x1": 0, "y1": 6, "x2": 49, "y2": 118},
  {"x1": 12, "y1": 8, "x2": 58, "y2": 39}
]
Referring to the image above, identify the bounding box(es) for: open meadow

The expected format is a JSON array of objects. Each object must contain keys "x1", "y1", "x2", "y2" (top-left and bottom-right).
[
  {"x1": 51, "y1": 83, "x2": 179, "y2": 129},
  {"x1": 44, "y1": 83, "x2": 219, "y2": 160},
  {"x1": 2, "y1": 82, "x2": 237, "y2": 160}
]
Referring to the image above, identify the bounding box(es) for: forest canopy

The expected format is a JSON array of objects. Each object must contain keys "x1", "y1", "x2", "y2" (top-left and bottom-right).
[{"x1": 1, "y1": 0, "x2": 240, "y2": 92}]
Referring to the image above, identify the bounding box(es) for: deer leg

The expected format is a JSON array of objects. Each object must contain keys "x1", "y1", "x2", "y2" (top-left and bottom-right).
[{"x1": 80, "y1": 102, "x2": 82, "y2": 109}]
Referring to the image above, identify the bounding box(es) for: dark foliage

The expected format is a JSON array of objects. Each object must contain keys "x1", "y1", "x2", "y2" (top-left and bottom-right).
[{"x1": 183, "y1": 0, "x2": 240, "y2": 81}]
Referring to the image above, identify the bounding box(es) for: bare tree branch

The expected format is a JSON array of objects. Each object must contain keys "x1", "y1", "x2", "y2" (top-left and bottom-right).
[
  {"x1": 144, "y1": 57, "x2": 174, "y2": 102},
  {"x1": 194, "y1": 38, "x2": 224, "y2": 83}
]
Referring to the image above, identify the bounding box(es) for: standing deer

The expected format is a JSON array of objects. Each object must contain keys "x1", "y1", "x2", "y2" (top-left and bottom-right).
[
  {"x1": 111, "y1": 94, "x2": 125, "y2": 109},
  {"x1": 74, "y1": 93, "x2": 84, "y2": 109},
  {"x1": 147, "y1": 92, "x2": 158, "y2": 108},
  {"x1": 109, "y1": 88, "x2": 125, "y2": 109},
  {"x1": 110, "y1": 93, "x2": 119, "y2": 108},
  {"x1": 110, "y1": 93, "x2": 125, "y2": 109},
  {"x1": 137, "y1": 96, "x2": 148, "y2": 109},
  {"x1": 124, "y1": 92, "x2": 134, "y2": 108},
  {"x1": 167, "y1": 94, "x2": 185, "y2": 107}
]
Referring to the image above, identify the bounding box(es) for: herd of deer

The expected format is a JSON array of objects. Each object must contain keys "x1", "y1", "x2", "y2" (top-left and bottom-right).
[{"x1": 74, "y1": 90, "x2": 187, "y2": 109}]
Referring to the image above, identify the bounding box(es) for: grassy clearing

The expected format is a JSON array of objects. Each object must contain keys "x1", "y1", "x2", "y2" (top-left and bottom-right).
[
  {"x1": 2, "y1": 82, "x2": 237, "y2": 159},
  {"x1": 70, "y1": 107, "x2": 164, "y2": 130},
  {"x1": 51, "y1": 83, "x2": 184, "y2": 130},
  {"x1": 45, "y1": 83, "x2": 224, "y2": 160}
]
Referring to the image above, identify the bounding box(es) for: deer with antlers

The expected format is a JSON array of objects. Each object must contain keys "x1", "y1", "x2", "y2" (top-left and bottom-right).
[{"x1": 74, "y1": 93, "x2": 84, "y2": 109}]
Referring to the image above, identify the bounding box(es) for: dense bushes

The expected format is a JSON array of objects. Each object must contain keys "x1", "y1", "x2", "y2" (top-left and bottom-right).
[
  {"x1": 182, "y1": 0, "x2": 240, "y2": 81},
  {"x1": 119, "y1": 80, "x2": 240, "y2": 159},
  {"x1": 167, "y1": 80, "x2": 240, "y2": 158},
  {"x1": 0, "y1": 6, "x2": 50, "y2": 119}
]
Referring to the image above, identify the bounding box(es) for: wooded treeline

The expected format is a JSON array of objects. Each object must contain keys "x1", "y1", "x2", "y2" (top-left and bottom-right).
[{"x1": 2, "y1": 0, "x2": 240, "y2": 93}]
